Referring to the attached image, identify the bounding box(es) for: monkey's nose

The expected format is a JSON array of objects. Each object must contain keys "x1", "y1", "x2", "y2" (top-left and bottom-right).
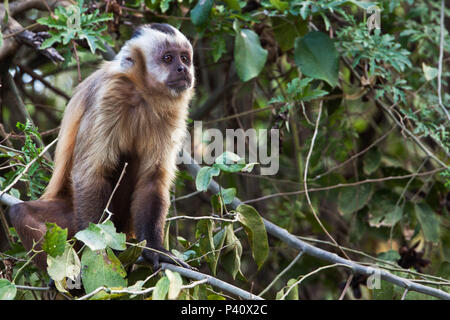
[{"x1": 177, "y1": 65, "x2": 186, "y2": 73}]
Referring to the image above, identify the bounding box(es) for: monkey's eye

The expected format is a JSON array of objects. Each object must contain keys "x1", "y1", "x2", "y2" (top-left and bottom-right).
[
  {"x1": 181, "y1": 55, "x2": 190, "y2": 64},
  {"x1": 163, "y1": 54, "x2": 173, "y2": 63}
]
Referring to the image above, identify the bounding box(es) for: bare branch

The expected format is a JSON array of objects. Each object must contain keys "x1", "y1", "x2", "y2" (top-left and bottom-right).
[{"x1": 161, "y1": 263, "x2": 263, "y2": 300}]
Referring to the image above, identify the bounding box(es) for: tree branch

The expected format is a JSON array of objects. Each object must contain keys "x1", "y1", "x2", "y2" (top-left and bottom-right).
[
  {"x1": 0, "y1": 1, "x2": 68, "y2": 62},
  {"x1": 179, "y1": 151, "x2": 450, "y2": 300},
  {"x1": 160, "y1": 263, "x2": 263, "y2": 300}
]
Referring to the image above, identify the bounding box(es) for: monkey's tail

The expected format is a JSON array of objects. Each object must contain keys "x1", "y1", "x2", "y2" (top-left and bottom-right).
[{"x1": 40, "y1": 97, "x2": 85, "y2": 200}]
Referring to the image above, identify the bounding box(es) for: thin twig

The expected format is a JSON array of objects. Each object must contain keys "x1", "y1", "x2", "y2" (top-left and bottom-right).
[
  {"x1": 312, "y1": 126, "x2": 396, "y2": 181},
  {"x1": 77, "y1": 278, "x2": 208, "y2": 300},
  {"x1": 338, "y1": 274, "x2": 353, "y2": 300},
  {"x1": 280, "y1": 263, "x2": 350, "y2": 300},
  {"x1": 377, "y1": 99, "x2": 449, "y2": 164},
  {"x1": 72, "y1": 41, "x2": 82, "y2": 83},
  {"x1": 166, "y1": 214, "x2": 237, "y2": 223},
  {"x1": 171, "y1": 190, "x2": 202, "y2": 202},
  {"x1": 243, "y1": 167, "x2": 446, "y2": 204},
  {"x1": 16, "y1": 64, "x2": 70, "y2": 100},
  {"x1": 259, "y1": 251, "x2": 304, "y2": 296},
  {"x1": 4, "y1": 70, "x2": 47, "y2": 152},
  {"x1": 401, "y1": 288, "x2": 409, "y2": 300},
  {"x1": 99, "y1": 162, "x2": 128, "y2": 223},
  {"x1": 16, "y1": 285, "x2": 50, "y2": 291},
  {"x1": 303, "y1": 102, "x2": 350, "y2": 260},
  {"x1": 0, "y1": 138, "x2": 58, "y2": 197}
]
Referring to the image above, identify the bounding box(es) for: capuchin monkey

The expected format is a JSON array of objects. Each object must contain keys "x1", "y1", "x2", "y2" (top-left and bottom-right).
[{"x1": 8, "y1": 23, "x2": 194, "y2": 270}]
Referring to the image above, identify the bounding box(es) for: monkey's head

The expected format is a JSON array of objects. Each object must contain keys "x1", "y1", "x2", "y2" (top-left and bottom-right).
[{"x1": 114, "y1": 23, "x2": 195, "y2": 97}]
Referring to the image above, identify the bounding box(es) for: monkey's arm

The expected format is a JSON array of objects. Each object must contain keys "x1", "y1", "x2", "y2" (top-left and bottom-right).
[{"x1": 131, "y1": 169, "x2": 190, "y2": 269}]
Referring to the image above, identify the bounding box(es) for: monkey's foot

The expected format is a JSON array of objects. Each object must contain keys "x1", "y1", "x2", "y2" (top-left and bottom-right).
[{"x1": 142, "y1": 247, "x2": 193, "y2": 270}]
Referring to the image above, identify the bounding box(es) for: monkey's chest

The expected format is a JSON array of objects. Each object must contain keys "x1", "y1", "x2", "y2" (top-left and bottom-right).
[{"x1": 115, "y1": 116, "x2": 177, "y2": 165}]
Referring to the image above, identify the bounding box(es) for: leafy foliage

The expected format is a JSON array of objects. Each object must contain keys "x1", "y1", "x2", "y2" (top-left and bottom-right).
[
  {"x1": 0, "y1": 0, "x2": 449, "y2": 301},
  {"x1": 37, "y1": 0, "x2": 112, "y2": 63}
]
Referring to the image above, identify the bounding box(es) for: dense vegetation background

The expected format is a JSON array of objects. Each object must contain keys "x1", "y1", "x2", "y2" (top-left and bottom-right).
[{"x1": 0, "y1": 0, "x2": 449, "y2": 300}]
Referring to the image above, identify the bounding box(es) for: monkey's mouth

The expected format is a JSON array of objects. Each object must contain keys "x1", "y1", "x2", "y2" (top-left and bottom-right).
[{"x1": 167, "y1": 78, "x2": 191, "y2": 90}]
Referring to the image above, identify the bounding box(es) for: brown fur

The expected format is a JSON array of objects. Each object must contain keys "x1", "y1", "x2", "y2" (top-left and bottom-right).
[{"x1": 8, "y1": 27, "x2": 194, "y2": 270}]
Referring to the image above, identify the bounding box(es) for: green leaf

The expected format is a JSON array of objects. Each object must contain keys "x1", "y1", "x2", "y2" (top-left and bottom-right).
[
  {"x1": 47, "y1": 243, "x2": 81, "y2": 283},
  {"x1": 75, "y1": 221, "x2": 126, "y2": 251},
  {"x1": 215, "y1": 151, "x2": 241, "y2": 163},
  {"x1": 382, "y1": 205, "x2": 403, "y2": 227},
  {"x1": 214, "y1": 151, "x2": 246, "y2": 173},
  {"x1": 377, "y1": 250, "x2": 401, "y2": 262},
  {"x1": 213, "y1": 227, "x2": 226, "y2": 250},
  {"x1": 272, "y1": 15, "x2": 307, "y2": 52},
  {"x1": 3, "y1": 0, "x2": 9, "y2": 25},
  {"x1": 236, "y1": 204, "x2": 269, "y2": 269},
  {"x1": 81, "y1": 31, "x2": 100, "y2": 53},
  {"x1": 372, "y1": 279, "x2": 395, "y2": 300},
  {"x1": 363, "y1": 148, "x2": 381, "y2": 175},
  {"x1": 338, "y1": 184, "x2": 373, "y2": 216},
  {"x1": 270, "y1": 0, "x2": 289, "y2": 11},
  {"x1": 196, "y1": 220, "x2": 218, "y2": 275},
  {"x1": 223, "y1": 0, "x2": 240, "y2": 11},
  {"x1": 81, "y1": 247, "x2": 127, "y2": 297},
  {"x1": 221, "y1": 188, "x2": 236, "y2": 205},
  {"x1": 368, "y1": 189, "x2": 403, "y2": 227},
  {"x1": 153, "y1": 276, "x2": 170, "y2": 300},
  {"x1": 39, "y1": 34, "x2": 62, "y2": 50},
  {"x1": 0, "y1": 279, "x2": 16, "y2": 300},
  {"x1": 415, "y1": 203, "x2": 440, "y2": 243},
  {"x1": 349, "y1": 208, "x2": 368, "y2": 243},
  {"x1": 190, "y1": 0, "x2": 214, "y2": 26},
  {"x1": 195, "y1": 166, "x2": 220, "y2": 191},
  {"x1": 347, "y1": 1, "x2": 379, "y2": 10},
  {"x1": 285, "y1": 279, "x2": 299, "y2": 300},
  {"x1": 441, "y1": 231, "x2": 450, "y2": 262},
  {"x1": 294, "y1": 32, "x2": 339, "y2": 87},
  {"x1": 241, "y1": 162, "x2": 258, "y2": 172},
  {"x1": 234, "y1": 23, "x2": 268, "y2": 82},
  {"x1": 42, "y1": 223, "x2": 68, "y2": 258},
  {"x1": 118, "y1": 240, "x2": 146, "y2": 268},
  {"x1": 210, "y1": 194, "x2": 223, "y2": 216},
  {"x1": 221, "y1": 224, "x2": 243, "y2": 279},
  {"x1": 211, "y1": 36, "x2": 227, "y2": 62},
  {"x1": 422, "y1": 63, "x2": 438, "y2": 81},
  {"x1": 0, "y1": 33, "x2": 3, "y2": 49},
  {"x1": 165, "y1": 269, "x2": 183, "y2": 300}
]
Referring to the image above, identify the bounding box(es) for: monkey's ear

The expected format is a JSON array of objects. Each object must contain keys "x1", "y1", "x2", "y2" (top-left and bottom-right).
[{"x1": 120, "y1": 56, "x2": 135, "y2": 69}]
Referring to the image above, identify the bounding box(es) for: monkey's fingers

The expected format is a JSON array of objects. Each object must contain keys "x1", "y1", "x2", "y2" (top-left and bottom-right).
[
  {"x1": 158, "y1": 252, "x2": 195, "y2": 270},
  {"x1": 142, "y1": 247, "x2": 195, "y2": 270}
]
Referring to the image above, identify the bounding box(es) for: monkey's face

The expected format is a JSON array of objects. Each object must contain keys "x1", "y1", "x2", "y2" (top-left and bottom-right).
[
  {"x1": 160, "y1": 47, "x2": 193, "y2": 93},
  {"x1": 115, "y1": 24, "x2": 194, "y2": 97}
]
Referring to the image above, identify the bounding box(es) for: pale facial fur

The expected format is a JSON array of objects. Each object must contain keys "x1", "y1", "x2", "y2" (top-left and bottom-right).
[{"x1": 112, "y1": 24, "x2": 194, "y2": 89}]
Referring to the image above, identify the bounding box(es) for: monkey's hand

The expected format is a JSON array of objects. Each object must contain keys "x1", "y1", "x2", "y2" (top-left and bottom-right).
[{"x1": 142, "y1": 247, "x2": 193, "y2": 270}]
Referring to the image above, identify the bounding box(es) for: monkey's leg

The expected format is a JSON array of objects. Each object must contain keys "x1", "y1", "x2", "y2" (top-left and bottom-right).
[
  {"x1": 73, "y1": 175, "x2": 113, "y2": 230},
  {"x1": 131, "y1": 174, "x2": 190, "y2": 270},
  {"x1": 7, "y1": 199, "x2": 74, "y2": 270}
]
